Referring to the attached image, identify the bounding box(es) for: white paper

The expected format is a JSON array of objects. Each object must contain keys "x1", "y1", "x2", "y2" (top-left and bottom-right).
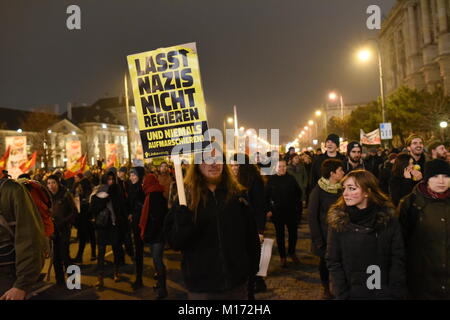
[{"x1": 256, "y1": 238, "x2": 274, "y2": 277}]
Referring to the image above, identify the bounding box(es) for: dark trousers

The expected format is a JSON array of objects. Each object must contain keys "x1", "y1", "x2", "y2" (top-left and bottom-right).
[
  {"x1": 132, "y1": 224, "x2": 165, "y2": 280},
  {"x1": 319, "y1": 256, "x2": 329, "y2": 285},
  {"x1": 53, "y1": 228, "x2": 71, "y2": 285},
  {"x1": 274, "y1": 221, "x2": 298, "y2": 258},
  {"x1": 76, "y1": 220, "x2": 96, "y2": 259},
  {"x1": 96, "y1": 226, "x2": 121, "y2": 275}
]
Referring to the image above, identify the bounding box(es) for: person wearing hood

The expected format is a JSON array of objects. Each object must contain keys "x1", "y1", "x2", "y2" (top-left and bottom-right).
[
  {"x1": 308, "y1": 159, "x2": 344, "y2": 299},
  {"x1": 343, "y1": 141, "x2": 365, "y2": 174},
  {"x1": 90, "y1": 173, "x2": 126, "y2": 288},
  {"x1": 326, "y1": 170, "x2": 406, "y2": 300},
  {"x1": 310, "y1": 133, "x2": 345, "y2": 188},
  {"x1": 398, "y1": 159, "x2": 450, "y2": 299},
  {"x1": 46, "y1": 174, "x2": 78, "y2": 286}
]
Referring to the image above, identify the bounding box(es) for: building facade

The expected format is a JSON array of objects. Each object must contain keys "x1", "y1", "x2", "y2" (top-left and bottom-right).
[{"x1": 380, "y1": 0, "x2": 450, "y2": 95}]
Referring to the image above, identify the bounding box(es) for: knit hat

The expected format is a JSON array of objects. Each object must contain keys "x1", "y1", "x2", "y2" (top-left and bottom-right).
[
  {"x1": 427, "y1": 140, "x2": 445, "y2": 152},
  {"x1": 424, "y1": 159, "x2": 450, "y2": 182},
  {"x1": 347, "y1": 141, "x2": 362, "y2": 155},
  {"x1": 106, "y1": 167, "x2": 117, "y2": 176},
  {"x1": 326, "y1": 133, "x2": 340, "y2": 147}
]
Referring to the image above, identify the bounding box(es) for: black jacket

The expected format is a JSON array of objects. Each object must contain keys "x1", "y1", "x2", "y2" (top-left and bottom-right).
[
  {"x1": 51, "y1": 186, "x2": 77, "y2": 234},
  {"x1": 143, "y1": 191, "x2": 168, "y2": 244},
  {"x1": 307, "y1": 184, "x2": 340, "y2": 257},
  {"x1": 398, "y1": 183, "x2": 450, "y2": 299},
  {"x1": 365, "y1": 155, "x2": 384, "y2": 178},
  {"x1": 266, "y1": 173, "x2": 302, "y2": 224},
  {"x1": 126, "y1": 182, "x2": 145, "y2": 228},
  {"x1": 163, "y1": 185, "x2": 260, "y2": 293},
  {"x1": 246, "y1": 176, "x2": 267, "y2": 233},
  {"x1": 326, "y1": 205, "x2": 406, "y2": 300},
  {"x1": 310, "y1": 153, "x2": 345, "y2": 188},
  {"x1": 388, "y1": 176, "x2": 415, "y2": 207},
  {"x1": 378, "y1": 161, "x2": 393, "y2": 195}
]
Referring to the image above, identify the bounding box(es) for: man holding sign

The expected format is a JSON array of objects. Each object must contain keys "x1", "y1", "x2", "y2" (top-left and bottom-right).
[{"x1": 128, "y1": 43, "x2": 260, "y2": 299}]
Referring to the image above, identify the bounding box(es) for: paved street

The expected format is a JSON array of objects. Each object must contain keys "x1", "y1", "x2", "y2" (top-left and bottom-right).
[{"x1": 41, "y1": 210, "x2": 322, "y2": 300}]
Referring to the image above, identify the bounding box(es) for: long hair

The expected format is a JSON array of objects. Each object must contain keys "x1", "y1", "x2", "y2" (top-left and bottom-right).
[
  {"x1": 331, "y1": 170, "x2": 393, "y2": 211},
  {"x1": 232, "y1": 153, "x2": 263, "y2": 189},
  {"x1": 184, "y1": 160, "x2": 245, "y2": 214},
  {"x1": 392, "y1": 153, "x2": 412, "y2": 178}
]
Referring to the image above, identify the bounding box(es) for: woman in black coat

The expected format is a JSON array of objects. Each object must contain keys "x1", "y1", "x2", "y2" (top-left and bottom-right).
[
  {"x1": 326, "y1": 170, "x2": 406, "y2": 300},
  {"x1": 126, "y1": 167, "x2": 146, "y2": 290},
  {"x1": 308, "y1": 159, "x2": 344, "y2": 299},
  {"x1": 74, "y1": 176, "x2": 96, "y2": 263},
  {"x1": 138, "y1": 173, "x2": 168, "y2": 299},
  {"x1": 90, "y1": 173, "x2": 127, "y2": 288},
  {"x1": 266, "y1": 159, "x2": 302, "y2": 267},
  {"x1": 389, "y1": 153, "x2": 422, "y2": 206}
]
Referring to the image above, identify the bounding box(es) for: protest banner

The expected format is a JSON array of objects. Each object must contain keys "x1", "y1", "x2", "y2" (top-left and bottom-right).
[
  {"x1": 5, "y1": 136, "x2": 27, "y2": 179},
  {"x1": 127, "y1": 43, "x2": 211, "y2": 205},
  {"x1": 105, "y1": 143, "x2": 118, "y2": 168},
  {"x1": 66, "y1": 140, "x2": 82, "y2": 169},
  {"x1": 127, "y1": 42, "x2": 210, "y2": 159},
  {"x1": 360, "y1": 128, "x2": 381, "y2": 145}
]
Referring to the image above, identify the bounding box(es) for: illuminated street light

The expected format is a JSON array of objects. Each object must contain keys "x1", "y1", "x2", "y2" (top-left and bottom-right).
[
  {"x1": 328, "y1": 92, "x2": 337, "y2": 100},
  {"x1": 357, "y1": 48, "x2": 371, "y2": 62},
  {"x1": 47, "y1": 129, "x2": 52, "y2": 134},
  {"x1": 308, "y1": 120, "x2": 314, "y2": 126},
  {"x1": 315, "y1": 110, "x2": 322, "y2": 117},
  {"x1": 102, "y1": 124, "x2": 107, "y2": 129},
  {"x1": 301, "y1": 131, "x2": 305, "y2": 135},
  {"x1": 304, "y1": 126, "x2": 309, "y2": 131},
  {"x1": 313, "y1": 139, "x2": 318, "y2": 145},
  {"x1": 227, "y1": 117, "x2": 234, "y2": 124},
  {"x1": 71, "y1": 131, "x2": 76, "y2": 135},
  {"x1": 440, "y1": 121, "x2": 448, "y2": 128},
  {"x1": 17, "y1": 128, "x2": 22, "y2": 133}
]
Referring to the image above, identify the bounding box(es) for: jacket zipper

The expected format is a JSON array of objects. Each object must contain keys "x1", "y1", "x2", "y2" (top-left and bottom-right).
[{"x1": 213, "y1": 191, "x2": 229, "y2": 291}]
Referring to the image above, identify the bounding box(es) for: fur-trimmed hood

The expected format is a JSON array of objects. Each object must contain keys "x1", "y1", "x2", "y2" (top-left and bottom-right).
[{"x1": 327, "y1": 205, "x2": 396, "y2": 232}]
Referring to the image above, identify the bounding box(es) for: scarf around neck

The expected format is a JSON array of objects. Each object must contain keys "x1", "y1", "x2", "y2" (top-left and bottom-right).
[
  {"x1": 418, "y1": 181, "x2": 450, "y2": 200},
  {"x1": 318, "y1": 177, "x2": 342, "y2": 194}
]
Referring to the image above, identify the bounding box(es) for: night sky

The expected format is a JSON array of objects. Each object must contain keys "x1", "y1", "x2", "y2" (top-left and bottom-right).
[{"x1": 0, "y1": 0, "x2": 396, "y2": 143}]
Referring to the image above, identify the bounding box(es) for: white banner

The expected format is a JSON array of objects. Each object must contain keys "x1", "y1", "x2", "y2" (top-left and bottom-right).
[
  {"x1": 66, "y1": 140, "x2": 82, "y2": 169},
  {"x1": 257, "y1": 238, "x2": 274, "y2": 277},
  {"x1": 5, "y1": 136, "x2": 27, "y2": 179},
  {"x1": 360, "y1": 128, "x2": 381, "y2": 145}
]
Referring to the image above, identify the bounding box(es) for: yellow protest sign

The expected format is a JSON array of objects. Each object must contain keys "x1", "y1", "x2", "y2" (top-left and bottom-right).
[{"x1": 127, "y1": 43, "x2": 210, "y2": 158}]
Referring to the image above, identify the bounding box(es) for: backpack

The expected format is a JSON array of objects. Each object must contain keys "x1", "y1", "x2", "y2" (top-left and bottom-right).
[
  {"x1": 95, "y1": 203, "x2": 112, "y2": 229},
  {"x1": 18, "y1": 179, "x2": 54, "y2": 238}
]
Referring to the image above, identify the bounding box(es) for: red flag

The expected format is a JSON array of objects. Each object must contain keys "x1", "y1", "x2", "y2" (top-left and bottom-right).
[
  {"x1": 64, "y1": 154, "x2": 87, "y2": 179},
  {"x1": 0, "y1": 145, "x2": 11, "y2": 171},
  {"x1": 19, "y1": 151, "x2": 37, "y2": 173},
  {"x1": 106, "y1": 153, "x2": 117, "y2": 169}
]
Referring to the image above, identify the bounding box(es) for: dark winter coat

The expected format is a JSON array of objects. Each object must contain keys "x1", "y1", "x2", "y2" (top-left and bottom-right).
[
  {"x1": 51, "y1": 186, "x2": 78, "y2": 234},
  {"x1": 163, "y1": 184, "x2": 260, "y2": 293},
  {"x1": 142, "y1": 191, "x2": 168, "y2": 244},
  {"x1": 388, "y1": 176, "x2": 415, "y2": 207},
  {"x1": 378, "y1": 161, "x2": 393, "y2": 195},
  {"x1": 308, "y1": 184, "x2": 341, "y2": 257},
  {"x1": 266, "y1": 173, "x2": 302, "y2": 225},
  {"x1": 326, "y1": 205, "x2": 406, "y2": 300},
  {"x1": 310, "y1": 153, "x2": 345, "y2": 188},
  {"x1": 365, "y1": 155, "x2": 384, "y2": 178},
  {"x1": 89, "y1": 185, "x2": 123, "y2": 246},
  {"x1": 246, "y1": 176, "x2": 267, "y2": 234},
  {"x1": 126, "y1": 181, "x2": 145, "y2": 226},
  {"x1": 343, "y1": 158, "x2": 365, "y2": 174},
  {"x1": 398, "y1": 183, "x2": 450, "y2": 299}
]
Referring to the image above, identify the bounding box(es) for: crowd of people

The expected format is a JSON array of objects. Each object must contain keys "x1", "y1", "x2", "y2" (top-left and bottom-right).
[{"x1": 0, "y1": 132, "x2": 449, "y2": 300}]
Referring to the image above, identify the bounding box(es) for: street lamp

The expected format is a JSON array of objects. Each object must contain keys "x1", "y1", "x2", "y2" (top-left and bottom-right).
[
  {"x1": 328, "y1": 91, "x2": 345, "y2": 120},
  {"x1": 440, "y1": 121, "x2": 448, "y2": 128},
  {"x1": 357, "y1": 43, "x2": 386, "y2": 125},
  {"x1": 315, "y1": 110, "x2": 322, "y2": 117}
]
